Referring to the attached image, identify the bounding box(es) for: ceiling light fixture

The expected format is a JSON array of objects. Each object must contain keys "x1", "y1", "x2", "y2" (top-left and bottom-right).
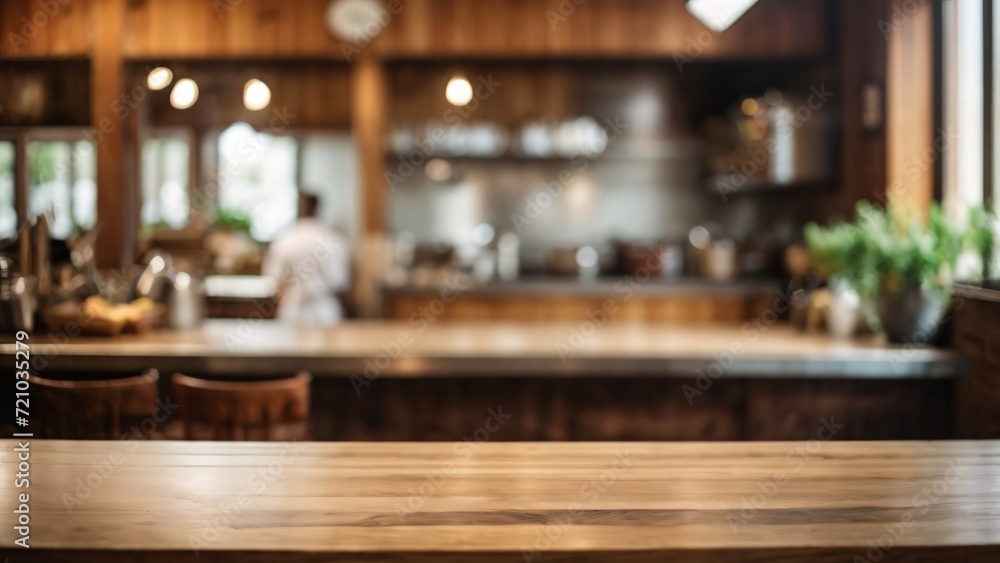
[
  {"x1": 243, "y1": 78, "x2": 271, "y2": 111},
  {"x1": 445, "y1": 76, "x2": 474, "y2": 107},
  {"x1": 686, "y1": 0, "x2": 759, "y2": 33},
  {"x1": 146, "y1": 67, "x2": 173, "y2": 91},
  {"x1": 169, "y1": 78, "x2": 199, "y2": 110}
]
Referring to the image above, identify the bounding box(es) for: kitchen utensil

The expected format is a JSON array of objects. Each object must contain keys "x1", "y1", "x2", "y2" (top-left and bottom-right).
[
  {"x1": 547, "y1": 246, "x2": 600, "y2": 277},
  {"x1": 617, "y1": 241, "x2": 684, "y2": 278},
  {"x1": 705, "y1": 238, "x2": 738, "y2": 281},
  {"x1": 496, "y1": 232, "x2": 520, "y2": 281},
  {"x1": 0, "y1": 254, "x2": 37, "y2": 333},
  {"x1": 131, "y1": 250, "x2": 176, "y2": 303}
]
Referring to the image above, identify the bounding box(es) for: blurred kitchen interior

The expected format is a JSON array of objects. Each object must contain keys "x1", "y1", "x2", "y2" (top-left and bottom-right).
[{"x1": 6, "y1": 0, "x2": 997, "y2": 445}]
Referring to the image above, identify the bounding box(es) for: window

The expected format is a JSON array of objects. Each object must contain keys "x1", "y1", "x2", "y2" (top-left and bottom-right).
[
  {"x1": 141, "y1": 132, "x2": 191, "y2": 231},
  {"x1": 0, "y1": 141, "x2": 14, "y2": 240},
  {"x1": 26, "y1": 138, "x2": 96, "y2": 240},
  {"x1": 217, "y1": 122, "x2": 298, "y2": 242},
  {"x1": 942, "y1": 0, "x2": 984, "y2": 214}
]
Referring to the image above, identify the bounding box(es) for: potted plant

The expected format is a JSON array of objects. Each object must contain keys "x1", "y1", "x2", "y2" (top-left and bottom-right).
[
  {"x1": 804, "y1": 212, "x2": 879, "y2": 338},
  {"x1": 806, "y1": 201, "x2": 995, "y2": 344}
]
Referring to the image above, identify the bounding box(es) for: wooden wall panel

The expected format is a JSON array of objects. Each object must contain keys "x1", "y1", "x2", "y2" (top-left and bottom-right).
[
  {"x1": 952, "y1": 294, "x2": 1000, "y2": 438},
  {"x1": 0, "y1": 0, "x2": 91, "y2": 58},
  {"x1": 886, "y1": 0, "x2": 935, "y2": 215},
  {"x1": 374, "y1": 0, "x2": 830, "y2": 59},
  {"x1": 117, "y1": 0, "x2": 830, "y2": 61},
  {"x1": 92, "y1": 0, "x2": 131, "y2": 269},
  {"x1": 139, "y1": 62, "x2": 352, "y2": 130},
  {"x1": 122, "y1": 0, "x2": 342, "y2": 59},
  {"x1": 839, "y1": 0, "x2": 888, "y2": 213}
]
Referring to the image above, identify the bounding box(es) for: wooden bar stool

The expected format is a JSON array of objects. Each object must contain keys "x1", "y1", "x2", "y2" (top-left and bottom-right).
[
  {"x1": 171, "y1": 372, "x2": 312, "y2": 440},
  {"x1": 30, "y1": 370, "x2": 160, "y2": 440}
]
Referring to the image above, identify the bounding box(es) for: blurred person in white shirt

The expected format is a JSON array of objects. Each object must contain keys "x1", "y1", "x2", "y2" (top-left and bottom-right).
[{"x1": 263, "y1": 192, "x2": 351, "y2": 326}]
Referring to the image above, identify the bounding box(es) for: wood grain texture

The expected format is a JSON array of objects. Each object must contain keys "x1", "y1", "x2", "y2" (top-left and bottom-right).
[
  {"x1": 171, "y1": 372, "x2": 311, "y2": 440},
  {"x1": 952, "y1": 293, "x2": 1000, "y2": 438},
  {"x1": 114, "y1": 0, "x2": 830, "y2": 60},
  {"x1": 839, "y1": 0, "x2": 888, "y2": 213},
  {"x1": 30, "y1": 370, "x2": 160, "y2": 439},
  {"x1": 885, "y1": 0, "x2": 935, "y2": 216},
  {"x1": 1, "y1": 440, "x2": 998, "y2": 561},
  {"x1": 0, "y1": 0, "x2": 92, "y2": 58},
  {"x1": 92, "y1": 0, "x2": 131, "y2": 268}
]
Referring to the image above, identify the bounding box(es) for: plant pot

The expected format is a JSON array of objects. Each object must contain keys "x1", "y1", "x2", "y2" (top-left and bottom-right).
[
  {"x1": 876, "y1": 286, "x2": 946, "y2": 344},
  {"x1": 825, "y1": 277, "x2": 861, "y2": 339}
]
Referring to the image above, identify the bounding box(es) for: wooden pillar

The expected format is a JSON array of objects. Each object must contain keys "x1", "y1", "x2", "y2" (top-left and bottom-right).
[
  {"x1": 839, "y1": 0, "x2": 888, "y2": 213},
  {"x1": 885, "y1": 0, "x2": 936, "y2": 216},
  {"x1": 350, "y1": 55, "x2": 389, "y2": 316},
  {"x1": 91, "y1": 0, "x2": 131, "y2": 268}
]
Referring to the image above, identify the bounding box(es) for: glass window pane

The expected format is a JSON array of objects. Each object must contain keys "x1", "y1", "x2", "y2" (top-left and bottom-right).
[
  {"x1": 0, "y1": 141, "x2": 14, "y2": 239},
  {"x1": 141, "y1": 136, "x2": 190, "y2": 230},
  {"x1": 26, "y1": 139, "x2": 96, "y2": 240},
  {"x1": 217, "y1": 122, "x2": 298, "y2": 242}
]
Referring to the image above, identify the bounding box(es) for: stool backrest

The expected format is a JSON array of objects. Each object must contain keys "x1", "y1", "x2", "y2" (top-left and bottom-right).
[
  {"x1": 30, "y1": 370, "x2": 160, "y2": 439},
  {"x1": 171, "y1": 372, "x2": 311, "y2": 440}
]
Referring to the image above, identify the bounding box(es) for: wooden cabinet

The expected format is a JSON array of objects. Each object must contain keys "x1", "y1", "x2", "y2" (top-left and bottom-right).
[{"x1": 952, "y1": 288, "x2": 1000, "y2": 438}]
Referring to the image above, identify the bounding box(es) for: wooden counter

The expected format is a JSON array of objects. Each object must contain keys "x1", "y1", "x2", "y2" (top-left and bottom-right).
[
  {"x1": 2, "y1": 439, "x2": 999, "y2": 562},
  {"x1": 3, "y1": 320, "x2": 967, "y2": 379}
]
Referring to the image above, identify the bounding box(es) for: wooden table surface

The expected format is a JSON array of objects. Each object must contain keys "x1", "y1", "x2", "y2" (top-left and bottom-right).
[
  {"x1": 3, "y1": 440, "x2": 1000, "y2": 562},
  {"x1": 1, "y1": 320, "x2": 967, "y2": 378}
]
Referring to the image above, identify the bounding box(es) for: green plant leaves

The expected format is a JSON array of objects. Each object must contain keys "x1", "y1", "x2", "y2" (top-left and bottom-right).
[{"x1": 804, "y1": 200, "x2": 996, "y2": 299}]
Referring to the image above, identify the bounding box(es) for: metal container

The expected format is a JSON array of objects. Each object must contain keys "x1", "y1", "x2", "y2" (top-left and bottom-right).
[
  {"x1": 547, "y1": 246, "x2": 600, "y2": 278},
  {"x1": 0, "y1": 255, "x2": 38, "y2": 333},
  {"x1": 166, "y1": 271, "x2": 205, "y2": 330}
]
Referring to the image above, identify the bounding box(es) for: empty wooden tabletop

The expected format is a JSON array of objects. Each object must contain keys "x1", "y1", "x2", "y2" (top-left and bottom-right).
[{"x1": 2, "y1": 440, "x2": 1000, "y2": 562}]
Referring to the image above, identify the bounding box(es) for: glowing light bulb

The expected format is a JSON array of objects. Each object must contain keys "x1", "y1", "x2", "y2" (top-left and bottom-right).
[
  {"x1": 146, "y1": 67, "x2": 173, "y2": 91},
  {"x1": 170, "y1": 78, "x2": 199, "y2": 109},
  {"x1": 445, "y1": 76, "x2": 474, "y2": 107},
  {"x1": 243, "y1": 78, "x2": 271, "y2": 111}
]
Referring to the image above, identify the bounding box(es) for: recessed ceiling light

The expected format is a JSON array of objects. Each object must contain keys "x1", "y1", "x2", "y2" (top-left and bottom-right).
[
  {"x1": 243, "y1": 79, "x2": 271, "y2": 111},
  {"x1": 146, "y1": 67, "x2": 173, "y2": 91},
  {"x1": 686, "y1": 0, "x2": 759, "y2": 33},
  {"x1": 169, "y1": 78, "x2": 199, "y2": 109}
]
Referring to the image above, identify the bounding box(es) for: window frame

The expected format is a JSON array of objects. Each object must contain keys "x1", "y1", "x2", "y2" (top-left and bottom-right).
[{"x1": 22, "y1": 127, "x2": 98, "y2": 240}]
